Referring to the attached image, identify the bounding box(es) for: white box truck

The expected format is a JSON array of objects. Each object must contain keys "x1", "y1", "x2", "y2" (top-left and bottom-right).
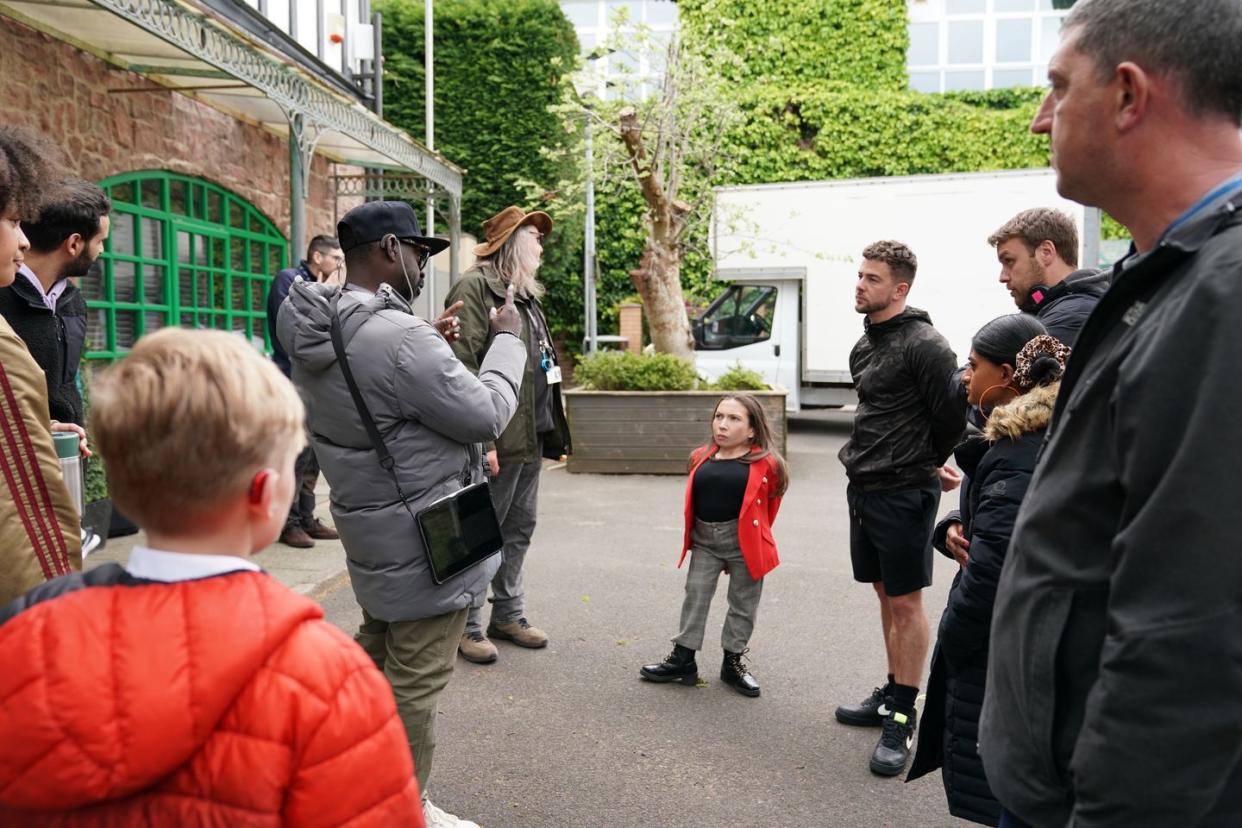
[{"x1": 698, "y1": 169, "x2": 1097, "y2": 410}]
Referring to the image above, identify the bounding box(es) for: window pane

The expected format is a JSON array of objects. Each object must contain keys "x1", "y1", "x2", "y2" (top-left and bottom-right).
[
  {"x1": 994, "y1": 68, "x2": 1036, "y2": 87},
  {"x1": 80, "y1": 258, "x2": 105, "y2": 301},
  {"x1": 113, "y1": 259, "x2": 137, "y2": 303},
  {"x1": 561, "y1": 0, "x2": 598, "y2": 27},
  {"x1": 114, "y1": 310, "x2": 138, "y2": 350},
  {"x1": 269, "y1": 245, "x2": 283, "y2": 274},
  {"x1": 110, "y1": 181, "x2": 136, "y2": 205},
  {"x1": 144, "y1": 311, "x2": 166, "y2": 336},
  {"x1": 996, "y1": 18, "x2": 1033, "y2": 62},
  {"x1": 948, "y1": 21, "x2": 983, "y2": 64},
  {"x1": 995, "y1": 0, "x2": 1034, "y2": 11},
  {"x1": 141, "y1": 179, "x2": 162, "y2": 210},
  {"x1": 946, "y1": 0, "x2": 985, "y2": 13},
  {"x1": 144, "y1": 264, "x2": 166, "y2": 305},
  {"x1": 946, "y1": 70, "x2": 986, "y2": 91},
  {"x1": 908, "y1": 23, "x2": 939, "y2": 66},
  {"x1": 646, "y1": 0, "x2": 677, "y2": 24},
  {"x1": 909, "y1": 71, "x2": 941, "y2": 93},
  {"x1": 169, "y1": 179, "x2": 189, "y2": 216},
  {"x1": 1041, "y1": 16, "x2": 1064, "y2": 62},
  {"x1": 109, "y1": 213, "x2": 135, "y2": 257},
  {"x1": 578, "y1": 31, "x2": 596, "y2": 52},
  {"x1": 208, "y1": 191, "x2": 225, "y2": 224},
  {"x1": 86, "y1": 308, "x2": 107, "y2": 354},
  {"x1": 140, "y1": 217, "x2": 164, "y2": 259},
  {"x1": 606, "y1": 0, "x2": 640, "y2": 23}
]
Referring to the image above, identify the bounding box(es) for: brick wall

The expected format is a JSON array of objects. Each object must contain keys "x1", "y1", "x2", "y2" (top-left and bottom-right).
[{"x1": 0, "y1": 15, "x2": 338, "y2": 245}]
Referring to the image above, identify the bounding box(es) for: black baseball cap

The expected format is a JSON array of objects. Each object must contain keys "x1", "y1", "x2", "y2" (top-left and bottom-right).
[{"x1": 336, "y1": 200, "x2": 451, "y2": 255}]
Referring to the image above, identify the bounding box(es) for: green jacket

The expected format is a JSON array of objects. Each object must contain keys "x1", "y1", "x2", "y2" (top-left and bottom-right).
[{"x1": 446, "y1": 261, "x2": 570, "y2": 464}]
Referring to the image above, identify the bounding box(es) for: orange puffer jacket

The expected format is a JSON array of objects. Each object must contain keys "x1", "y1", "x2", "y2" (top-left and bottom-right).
[{"x1": 0, "y1": 566, "x2": 424, "y2": 827}]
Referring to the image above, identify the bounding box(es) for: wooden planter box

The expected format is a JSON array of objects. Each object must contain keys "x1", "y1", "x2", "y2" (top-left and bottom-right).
[{"x1": 564, "y1": 389, "x2": 788, "y2": 474}]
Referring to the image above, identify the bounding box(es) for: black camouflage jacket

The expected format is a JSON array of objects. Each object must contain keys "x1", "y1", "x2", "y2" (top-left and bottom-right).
[{"x1": 838, "y1": 307, "x2": 962, "y2": 491}]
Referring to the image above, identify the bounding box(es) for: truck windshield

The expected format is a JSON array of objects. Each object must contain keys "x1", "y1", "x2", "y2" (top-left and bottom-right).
[{"x1": 695, "y1": 284, "x2": 777, "y2": 350}]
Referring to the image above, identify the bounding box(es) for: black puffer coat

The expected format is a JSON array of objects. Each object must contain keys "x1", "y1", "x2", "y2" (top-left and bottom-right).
[
  {"x1": 0, "y1": 275, "x2": 87, "y2": 425},
  {"x1": 907, "y1": 382, "x2": 1056, "y2": 826}
]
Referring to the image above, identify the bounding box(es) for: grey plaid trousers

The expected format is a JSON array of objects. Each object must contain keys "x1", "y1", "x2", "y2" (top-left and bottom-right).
[{"x1": 674, "y1": 518, "x2": 764, "y2": 653}]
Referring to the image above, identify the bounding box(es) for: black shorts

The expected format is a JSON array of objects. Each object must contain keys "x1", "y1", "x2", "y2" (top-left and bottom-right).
[{"x1": 847, "y1": 482, "x2": 940, "y2": 597}]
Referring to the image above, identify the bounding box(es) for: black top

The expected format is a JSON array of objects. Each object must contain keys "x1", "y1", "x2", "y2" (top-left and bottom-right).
[
  {"x1": 0, "y1": 274, "x2": 87, "y2": 424},
  {"x1": 692, "y1": 456, "x2": 749, "y2": 522}
]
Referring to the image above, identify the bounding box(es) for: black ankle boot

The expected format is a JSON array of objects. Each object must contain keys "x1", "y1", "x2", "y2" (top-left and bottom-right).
[
  {"x1": 639, "y1": 644, "x2": 698, "y2": 685},
  {"x1": 721, "y1": 649, "x2": 761, "y2": 697}
]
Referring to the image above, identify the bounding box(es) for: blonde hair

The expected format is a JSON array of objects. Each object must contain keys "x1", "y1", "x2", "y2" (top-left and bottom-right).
[
  {"x1": 486, "y1": 225, "x2": 545, "y2": 299},
  {"x1": 89, "y1": 328, "x2": 305, "y2": 534}
]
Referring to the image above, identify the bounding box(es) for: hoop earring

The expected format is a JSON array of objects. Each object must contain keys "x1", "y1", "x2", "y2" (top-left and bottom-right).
[{"x1": 976, "y1": 383, "x2": 1018, "y2": 418}]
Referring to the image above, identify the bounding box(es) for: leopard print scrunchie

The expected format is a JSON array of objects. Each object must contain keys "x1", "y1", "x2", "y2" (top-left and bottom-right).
[{"x1": 1014, "y1": 334, "x2": 1071, "y2": 391}]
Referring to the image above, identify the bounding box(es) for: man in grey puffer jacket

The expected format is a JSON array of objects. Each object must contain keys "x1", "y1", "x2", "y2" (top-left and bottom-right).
[{"x1": 277, "y1": 201, "x2": 524, "y2": 828}]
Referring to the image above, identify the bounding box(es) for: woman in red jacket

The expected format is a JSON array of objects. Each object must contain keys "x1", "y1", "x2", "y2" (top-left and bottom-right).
[{"x1": 639, "y1": 393, "x2": 790, "y2": 697}]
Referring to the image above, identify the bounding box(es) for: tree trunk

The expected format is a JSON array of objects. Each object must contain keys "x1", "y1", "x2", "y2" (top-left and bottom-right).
[
  {"x1": 629, "y1": 242, "x2": 694, "y2": 359},
  {"x1": 618, "y1": 105, "x2": 695, "y2": 360}
]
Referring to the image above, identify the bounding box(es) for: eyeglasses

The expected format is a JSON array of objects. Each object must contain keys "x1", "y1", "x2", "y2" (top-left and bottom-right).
[{"x1": 397, "y1": 238, "x2": 432, "y2": 271}]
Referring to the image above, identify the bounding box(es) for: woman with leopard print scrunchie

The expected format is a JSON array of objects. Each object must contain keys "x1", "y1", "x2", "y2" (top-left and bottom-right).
[{"x1": 909, "y1": 317, "x2": 1069, "y2": 826}]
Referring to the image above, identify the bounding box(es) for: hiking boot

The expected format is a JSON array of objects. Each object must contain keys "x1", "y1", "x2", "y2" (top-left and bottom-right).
[
  {"x1": 304, "y1": 518, "x2": 340, "y2": 540},
  {"x1": 422, "y1": 799, "x2": 480, "y2": 828},
  {"x1": 458, "y1": 631, "x2": 498, "y2": 664},
  {"x1": 487, "y1": 617, "x2": 548, "y2": 649},
  {"x1": 721, "y1": 649, "x2": 761, "y2": 697},
  {"x1": 639, "y1": 644, "x2": 698, "y2": 685},
  {"x1": 278, "y1": 525, "x2": 314, "y2": 549},
  {"x1": 869, "y1": 708, "x2": 918, "y2": 777},
  {"x1": 835, "y1": 685, "x2": 888, "y2": 727}
]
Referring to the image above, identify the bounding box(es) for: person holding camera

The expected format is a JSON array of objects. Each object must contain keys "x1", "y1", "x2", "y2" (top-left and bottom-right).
[{"x1": 276, "y1": 201, "x2": 525, "y2": 828}]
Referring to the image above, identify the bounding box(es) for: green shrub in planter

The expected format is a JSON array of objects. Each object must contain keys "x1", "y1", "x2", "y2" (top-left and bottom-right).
[
  {"x1": 573, "y1": 351, "x2": 700, "y2": 391},
  {"x1": 711, "y1": 364, "x2": 769, "y2": 391}
]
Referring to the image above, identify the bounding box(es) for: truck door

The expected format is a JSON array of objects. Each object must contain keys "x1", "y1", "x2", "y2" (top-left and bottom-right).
[{"x1": 694, "y1": 281, "x2": 800, "y2": 409}]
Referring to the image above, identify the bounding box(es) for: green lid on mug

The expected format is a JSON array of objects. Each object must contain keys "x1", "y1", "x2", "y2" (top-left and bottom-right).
[{"x1": 53, "y1": 431, "x2": 80, "y2": 460}]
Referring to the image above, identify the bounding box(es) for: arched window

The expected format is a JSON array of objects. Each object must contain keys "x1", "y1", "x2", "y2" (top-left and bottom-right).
[{"x1": 83, "y1": 171, "x2": 287, "y2": 360}]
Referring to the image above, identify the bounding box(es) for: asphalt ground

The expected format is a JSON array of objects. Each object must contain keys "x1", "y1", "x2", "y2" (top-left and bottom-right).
[{"x1": 318, "y1": 411, "x2": 971, "y2": 828}]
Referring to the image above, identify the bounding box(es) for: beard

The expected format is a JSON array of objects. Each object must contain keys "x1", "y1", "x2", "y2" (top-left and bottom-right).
[
  {"x1": 1015, "y1": 258, "x2": 1048, "y2": 312},
  {"x1": 64, "y1": 249, "x2": 98, "y2": 281},
  {"x1": 855, "y1": 295, "x2": 892, "y2": 315}
]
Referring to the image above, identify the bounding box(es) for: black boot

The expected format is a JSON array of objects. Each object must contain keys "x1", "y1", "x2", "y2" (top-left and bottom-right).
[
  {"x1": 720, "y1": 649, "x2": 761, "y2": 697},
  {"x1": 639, "y1": 644, "x2": 698, "y2": 685}
]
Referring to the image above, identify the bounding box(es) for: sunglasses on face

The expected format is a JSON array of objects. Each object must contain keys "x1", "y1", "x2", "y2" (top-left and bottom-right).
[{"x1": 396, "y1": 238, "x2": 432, "y2": 270}]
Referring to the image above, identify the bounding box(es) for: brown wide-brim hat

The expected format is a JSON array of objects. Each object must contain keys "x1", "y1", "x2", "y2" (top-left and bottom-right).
[{"x1": 473, "y1": 206, "x2": 553, "y2": 257}]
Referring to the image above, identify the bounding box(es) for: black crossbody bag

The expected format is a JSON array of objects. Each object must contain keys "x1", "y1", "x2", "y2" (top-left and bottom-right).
[{"x1": 328, "y1": 292, "x2": 503, "y2": 584}]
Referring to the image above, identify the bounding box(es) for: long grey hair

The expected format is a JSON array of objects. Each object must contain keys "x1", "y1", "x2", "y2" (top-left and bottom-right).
[{"x1": 485, "y1": 225, "x2": 545, "y2": 299}]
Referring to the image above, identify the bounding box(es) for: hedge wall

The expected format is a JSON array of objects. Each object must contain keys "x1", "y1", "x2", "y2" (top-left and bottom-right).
[
  {"x1": 678, "y1": 0, "x2": 908, "y2": 91},
  {"x1": 377, "y1": 0, "x2": 582, "y2": 335}
]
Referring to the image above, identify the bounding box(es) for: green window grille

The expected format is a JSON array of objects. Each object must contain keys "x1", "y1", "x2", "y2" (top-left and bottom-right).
[{"x1": 83, "y1": 171, "x2": 288, "y2": 361}]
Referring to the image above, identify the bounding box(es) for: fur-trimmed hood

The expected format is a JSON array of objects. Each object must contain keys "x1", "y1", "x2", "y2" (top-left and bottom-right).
[{"x1": 985, "y1": 382, "x2": 1059, "y2": 442}]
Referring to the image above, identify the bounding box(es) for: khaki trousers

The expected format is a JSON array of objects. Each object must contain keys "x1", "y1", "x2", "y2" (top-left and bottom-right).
[{"x1": 356, "y1": 606, "x2": 468, "y2": 796}]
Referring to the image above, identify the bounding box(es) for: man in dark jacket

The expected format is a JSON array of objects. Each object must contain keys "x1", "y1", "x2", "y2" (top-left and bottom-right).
[
  {"x1": 0, "y1": 177, "x2": 109, "y2": 425},
  {"x1": 445, "y1": 206, "x2": 571, "y2": 664},
  {"x1": 266, "y1": 234, "x2": 344, "y2": 548},
  {"x1": 836, "y1": 240, "x2": 963, "y2": 778},
  {"x1": 987, "y1": 207, "x2": 1108, "y2": 347},
  {"x1": 980, "y1": 2, "x2": 1242, "y2": 826}
]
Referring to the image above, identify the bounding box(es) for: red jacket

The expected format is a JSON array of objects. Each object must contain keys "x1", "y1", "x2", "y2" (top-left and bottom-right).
[
  {"x1": 679, "y1": 445, "x2": 784, "y2": 580},
  {"x1": 0, "y1": 566, "x2": 424, "y2": 827}
]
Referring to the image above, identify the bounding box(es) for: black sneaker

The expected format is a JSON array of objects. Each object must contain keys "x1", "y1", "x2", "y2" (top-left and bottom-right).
[
  {"x1": 835, "y1": 685, "x2": 888, "y2": 727},
  {"x1": 869, "y1": 708, "x2": 917, "y2": 777}
]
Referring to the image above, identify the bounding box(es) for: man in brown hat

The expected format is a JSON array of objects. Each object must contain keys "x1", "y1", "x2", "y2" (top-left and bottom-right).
[{"x1": 446, "y1": 205, "x2": 571, "y2": 664}]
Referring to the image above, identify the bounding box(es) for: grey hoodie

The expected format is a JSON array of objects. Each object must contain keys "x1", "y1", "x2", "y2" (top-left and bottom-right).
[{"x1": 277, "y1": 280, "x2": 525, "y2": 622}]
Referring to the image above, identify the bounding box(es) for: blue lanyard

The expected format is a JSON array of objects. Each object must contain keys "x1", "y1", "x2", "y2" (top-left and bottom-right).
[{"x1": 1161, "y1": 172, "x2": 1242, "y2": 240}]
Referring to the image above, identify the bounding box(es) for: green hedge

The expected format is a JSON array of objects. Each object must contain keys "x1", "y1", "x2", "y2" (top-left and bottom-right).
[
  {"x1": 678, "y1": 0, "x2": 908, "y2": 91},
  {"x1": 377, "y1": 0, "x2": 583, "y2": 333},
  {"x1": 573, "y1": 351, "x2": 700, "y2": 391}
]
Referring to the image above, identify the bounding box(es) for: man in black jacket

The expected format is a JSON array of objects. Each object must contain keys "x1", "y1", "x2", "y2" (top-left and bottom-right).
[
  {"x1": 980, "y1": 2, "x2": 1242, "y2": 827},
  {"x1": 835, "y1": 240, "x2": 962, "y2": 778},
  {"x1": 0, "y1": 178, "x2": 108, "y2": 425},
  {"x1": 987, "y1": 206, "x2": 1108, "y2": 347},
  {"x1": 266, "y1": 234, "x2": 344, "y2": 548}
]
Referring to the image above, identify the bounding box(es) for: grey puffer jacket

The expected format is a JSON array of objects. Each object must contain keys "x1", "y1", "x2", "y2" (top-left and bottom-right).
[{"x1": 277, "y1": 280, "x2": 525, "y2": 622}]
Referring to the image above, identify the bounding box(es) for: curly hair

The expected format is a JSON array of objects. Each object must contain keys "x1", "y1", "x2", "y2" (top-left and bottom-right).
[
  {"x1": 861, "y1": 240, "x2": 918, "y2": 285},
  {"x1": 0, "y1": 127, "x2": 64, "y2": 221}
]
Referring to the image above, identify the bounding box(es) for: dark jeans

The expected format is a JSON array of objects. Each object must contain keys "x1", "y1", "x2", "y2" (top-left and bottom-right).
[{"x1": 284, "y1": 444, "x2": 320, "y2": 530}]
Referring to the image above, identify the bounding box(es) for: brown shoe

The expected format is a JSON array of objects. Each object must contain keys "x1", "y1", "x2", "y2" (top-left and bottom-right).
[
  {"x1": 279, "y1": 526, "x2": 315, "y2": 548},
  {"x1": 487, "y1": 618, "x2": 548, "y2": 649},
  {"x1": 304, "y1": 519, "x2": 340, "y2": 540},
  {"x1": 458, "y1": 631, "x2": 498, "y2": 664}
]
